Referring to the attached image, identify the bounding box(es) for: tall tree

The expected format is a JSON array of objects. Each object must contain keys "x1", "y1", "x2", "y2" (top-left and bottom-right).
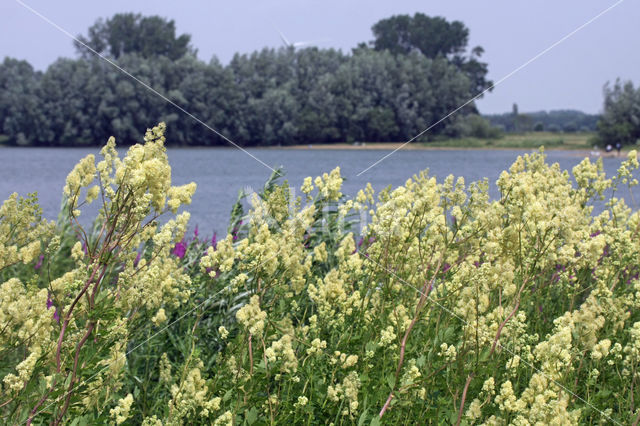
[
  {"x1": 597, "y1": 79, "x2": 640, "y2": 146},
  {"x1": 76, "y1": 13, "x2": 195, "y2": 60},
  {"x1": 372, "y1": 14, "x2": 468, "y2": 58},
  {"x1": 371, "y1": 13, "x2": 491, "y2": 99}
]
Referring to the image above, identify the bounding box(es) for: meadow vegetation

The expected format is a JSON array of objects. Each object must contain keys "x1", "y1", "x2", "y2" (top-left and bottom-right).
[
  {"x1": 425, "y1": 132, "x2": 595, "y2": 150},
  {"x1": 2, "y1": 124, "x2": 640, "y2": 424}
]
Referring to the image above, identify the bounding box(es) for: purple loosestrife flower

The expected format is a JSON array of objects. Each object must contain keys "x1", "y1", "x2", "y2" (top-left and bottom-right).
[
  {"x1": 194, "y1": 225, "x2": 199, "y2": 239},
  {"x1": 172, "y1": 240, "x2": 187, "y2": 259},
  {"x1": 211, "y1": 232, "x2": 218, "y2": 250},
  {"x1": 34, "y1": 254, "x2": 44, "y2": 270},
  {"x1": 47, "y1": 294, "x2": 60, "y2": 323},
  {"x1": 134, "y1": 251, "x2": 142, "y2": 267},
  {"x1": 231, "y1": 220, "x2": 243, "y2": 242}
]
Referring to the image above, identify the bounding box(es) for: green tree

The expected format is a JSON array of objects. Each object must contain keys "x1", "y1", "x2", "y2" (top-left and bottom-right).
[
  {"x1": 76, "y1": 13, "x2": 195, "y2": 60},
  {"x1": 371, "y1": 14, "x2": 468, "y2": 58},
  {"x1": 597, "y1": 79, "x2": 640, "y2": 146},
  {"x1": 37, "y1": 58, "x2": 109, "y2": 145},
  {"x1": 292, "y1": 48, "x2": 346, "y2": 142},
  {"x1": 371, "y1": 13, "x2": 491, "y2": 98},
  {"x1": 0, "y1": 58, "x2": 44, "y2": 145}
]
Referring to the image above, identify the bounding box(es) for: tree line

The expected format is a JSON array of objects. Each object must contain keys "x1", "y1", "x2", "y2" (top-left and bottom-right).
[
  {"x1": 484, "y1": 107, "x2": 600, "y2": 134},
  {"x1": 0, "y1": 13, "x2": 492, "y2": 146}
]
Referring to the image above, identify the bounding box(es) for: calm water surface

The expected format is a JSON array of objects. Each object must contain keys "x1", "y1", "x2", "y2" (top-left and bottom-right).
[{"x1": 0, "y1": 147, "x2": 634, "y2": 235}]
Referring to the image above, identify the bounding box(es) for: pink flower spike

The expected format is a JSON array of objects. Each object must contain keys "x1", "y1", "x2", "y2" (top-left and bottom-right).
[
  {"x1": 34, "y1": 254, "x2": 44, "y2": 270},
  {"x1": 172, "y1": 240, "x2": 187, "y2": 259}
]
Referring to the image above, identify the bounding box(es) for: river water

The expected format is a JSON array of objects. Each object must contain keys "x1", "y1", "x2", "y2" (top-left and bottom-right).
[{"x1": 0, "y1": 147, "x2": 635, "y2": 235}]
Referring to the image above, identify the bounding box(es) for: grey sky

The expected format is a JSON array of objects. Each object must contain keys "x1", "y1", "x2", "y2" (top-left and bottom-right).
[{"x1": 1, "y1": 0, "x2": 638, "y2": 114}]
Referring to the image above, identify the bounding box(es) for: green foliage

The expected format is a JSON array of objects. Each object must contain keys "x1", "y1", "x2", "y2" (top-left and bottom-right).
[
  {"x1": 371, "y1": 13, "x2": 491, "y2": 99},
  {"x1": 485, "y1": 109, "x2": 600, "y2": 134},
  {"x1": 0, "y1": 12, "x2": 488, "y2": 146},
  {"x1": 3, "y1": 124, "x2": 640, "y2": 424},
  {"x1": 597, "y1": 79, "x2": 640, "y2": 147},
  {"x1": 447, "y1": 114, "x2": 503, "y2": 139},
  {"x1": 0, "y1": 58, "x2": 44, "y2": 145},
  {"x1": 75, "y1": 13, "x2": 195, "y2": 61},
  {"x1": 372, "y1": 14, "x2": 469, "y2": 58},
  {"x1": 425, "y1": 132, "x2": 592, "y2": 150}
]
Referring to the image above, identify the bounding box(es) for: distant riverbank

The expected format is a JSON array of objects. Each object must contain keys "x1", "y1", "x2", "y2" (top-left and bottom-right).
[
  {"x1": 282, "y1": 132, "x2": 597, "y2": 151},
  {"x1": 2, "y1": 131, "x2": 631, "y2": 157},
  {"x1": 280, "y1": 143, "x2": 624, "y2": 158}
]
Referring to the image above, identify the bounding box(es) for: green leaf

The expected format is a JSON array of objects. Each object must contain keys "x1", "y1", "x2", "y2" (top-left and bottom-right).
[
  {"x1": 358, "y1": 409, "x2": 369, "y2": 426},
  {"x1": 370, "y1": 416, "x2": 382, "y2": 426},
  {"x1": 245, "y1": 407, "x2": 258, "y2": 425},
  {"x1": 386, "y1": 372, "x2": 396, "y2": 389}
]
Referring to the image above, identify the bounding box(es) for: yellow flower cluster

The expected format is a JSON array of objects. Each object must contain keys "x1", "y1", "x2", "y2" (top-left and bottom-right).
[
  {"x1": 152, "y1": 308, "x2": 167, "y2": 325},
  {"x1": 306, "y1": 338, "x2": 327, "y2": 356},
  {"x1": 110, "y1": 393, "x2": 134, "y2": 425},
  {"x1": 168, "y1": 359, "x2": 222, "y2": 421},
  {"x1": 438, "y1": 343, "x2": 457, "y2": 362},
  {"x1": 236, "y1": 295, "x2": 267, "y2": 336},
  {"x1": 1, "y1": 123, "x2": 200, "y2": 423},
  {"x1": 8, "y1": 139, "x2": 640, "y2": 423},
  {"x1": 265, "y1": 334, "x2": 298, "y2": 373},
  {"x1": 0, "y1": 278, "x2": 53, "y2": 352},
  {"x1": 159, "y1": 353, "x2": 172, "y2": 383},
  {"x1": 327, "y1": 371, "x2": 360, "y2": 415},
  {"x1": 0, "y1": 192, "x2": 53, "y2": 270},
  {"x1": 63, "y1": 154, "x2": 96, "y2": 203},
  {"x1": 314, "y1": 167, "x2": 343, "y2": 201},
  {"x1": 218, "y1": 326, "x2": 229, "y2": 339},
  {"x1": 3, "y1": 347, "x2": 41, "y2": 393}
]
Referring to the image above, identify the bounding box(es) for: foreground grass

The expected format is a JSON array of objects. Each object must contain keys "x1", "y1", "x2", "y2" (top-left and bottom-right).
[{"x1": 425, "y1": 131, "x2": 595, "y2": 149}]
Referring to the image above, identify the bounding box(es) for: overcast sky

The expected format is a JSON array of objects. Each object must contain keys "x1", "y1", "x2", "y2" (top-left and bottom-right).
[{"x1": 1, "y1": 0, "x2": 638, "y2": 114}]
